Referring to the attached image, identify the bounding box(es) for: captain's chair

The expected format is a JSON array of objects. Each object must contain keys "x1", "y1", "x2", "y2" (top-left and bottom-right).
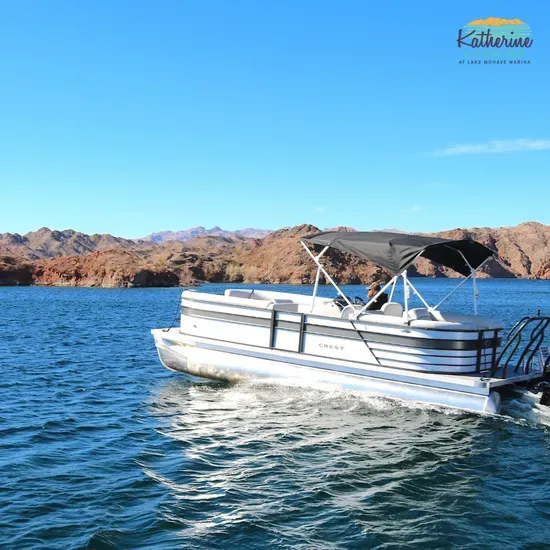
[{"x1": 381, "y1": 302, "x2": 403, "y2": 317}]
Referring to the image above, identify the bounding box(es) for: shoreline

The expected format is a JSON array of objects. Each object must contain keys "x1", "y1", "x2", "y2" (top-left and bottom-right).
[{"x1": 1, "y1": 277, "x2": 548, "y2": 289}]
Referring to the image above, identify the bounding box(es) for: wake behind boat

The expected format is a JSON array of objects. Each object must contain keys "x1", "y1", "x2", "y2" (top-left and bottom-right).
[{"x1": 152, "y1": 231, "x2": 550, "y2": 414}]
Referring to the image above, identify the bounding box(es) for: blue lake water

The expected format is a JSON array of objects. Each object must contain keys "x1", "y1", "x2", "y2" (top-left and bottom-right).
[{"x1": 2, "y1": 279, "x2": 550, "y2": 549}]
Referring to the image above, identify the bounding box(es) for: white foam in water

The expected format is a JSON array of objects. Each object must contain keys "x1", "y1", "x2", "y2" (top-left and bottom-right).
[
  {"x1": 178, "y1": 373, "x2": 550, "y2": 433},
  {"x1": 201, "y1": 376, "x2": 550, "y2": 425},
  {"x1": 500, "y1": 392, "x2": 550, "y2": 427},
  {"x1": 230, "y1": 377, "x2": 466, "y2": 417}
]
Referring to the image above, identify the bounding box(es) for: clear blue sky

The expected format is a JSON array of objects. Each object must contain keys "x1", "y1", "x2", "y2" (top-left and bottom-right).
[{"x1": 0, "y1": 1, "x2": 548, "y2": 238}]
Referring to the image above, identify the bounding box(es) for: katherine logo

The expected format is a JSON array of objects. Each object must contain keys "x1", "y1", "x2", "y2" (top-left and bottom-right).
[{"x1": 457, "y1": 17, "x2": 533, "y2": 65}]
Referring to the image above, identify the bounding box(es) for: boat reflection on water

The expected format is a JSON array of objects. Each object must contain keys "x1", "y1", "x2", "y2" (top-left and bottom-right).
[{"x1": 141, "y1": 376, "x2": 550, "y2": 548}]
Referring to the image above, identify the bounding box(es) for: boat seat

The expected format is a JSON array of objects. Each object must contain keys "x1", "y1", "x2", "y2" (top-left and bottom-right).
[
  {"x1": 340, "y1": 305, "x2": 363, "y2": 319},
  {"x1": 224, "y1": 289, "x2": 264, "y2": 299},
  {"x1": 381, "y1": 302, "x2": 403, "y2": 317},
  {"x1": 357, "y1": 311, "x2": 406, "y2": 326},
  {"x1": 184, "y1": 290, "x2": 275, "y2": 309},
  {"x1": 310, "y1": 303, "x2": 341, "y2": 317},
  {"x1": 271, "y1": 302, "x2": 300, "y2": 312},
  {"x1": 408, "y1": 308, "x2": 434, "y2": 321},
  {"x1": 431, "y1": 310, "x2": 503, "y2": 330},
  {"x1": 223, "y1": 289, "x2": 335, "y2": 308},
  {"x1": 407, "y1": 310, "x2": 503, "y2": 330},
  {"x1": 268, "y1": 299, "x2": 298, "y2": 312}
]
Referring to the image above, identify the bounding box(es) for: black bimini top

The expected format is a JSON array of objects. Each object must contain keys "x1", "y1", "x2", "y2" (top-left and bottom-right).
[{"x1": 301, "y1": 231, "x2": 494, "y2": 276}]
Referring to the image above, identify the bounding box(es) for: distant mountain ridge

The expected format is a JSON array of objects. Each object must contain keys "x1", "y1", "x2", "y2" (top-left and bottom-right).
[
  {"x1": 0, "y1": 226, "x2": 272, "y2": 259},
  {"x1": 0, "y1": 227, "x2": 136, "y2": 260},
  {"x1": 3, "y1": 221, "x2": 550, "y2": 286},
  {"x1": 142, "y1": 226, "x2": 272, "y2": 243}
]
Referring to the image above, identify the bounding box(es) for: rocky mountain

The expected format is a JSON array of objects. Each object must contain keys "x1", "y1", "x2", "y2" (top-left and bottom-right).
[
  {"x1": 0, "y1": 254, "x2": 34, "y2": 286},
  {"x1": 141, "y1": 226, "x2": 272, "y2": 243},
  {"x1": 2, "y1": 221, "x2": 550, "y2": 287},
  {"x1": 422, "y1": 222, "x2": 550, "y2": 278},
  {"x1": 32, "y1": 250, "x2": 180, "y2": 288},
  {"x1": 0, "y1": 226, "x2": 272, "y2": 259},
  {"x1": 29, "y1": 236, "x2": 249, "y2": 287},
  {"x1": 0, "y1": 228, "x2": 137, "y2": 260}
]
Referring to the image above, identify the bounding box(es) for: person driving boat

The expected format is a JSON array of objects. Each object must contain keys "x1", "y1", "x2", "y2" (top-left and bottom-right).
[{"x1": 366, "y1": 281, "x2": 388, "y2": 311}]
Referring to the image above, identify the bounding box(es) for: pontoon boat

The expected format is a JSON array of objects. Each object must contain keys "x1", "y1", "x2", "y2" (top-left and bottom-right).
[{"x1": 152, "y1": 231, "x2": 550, "y2": 414}]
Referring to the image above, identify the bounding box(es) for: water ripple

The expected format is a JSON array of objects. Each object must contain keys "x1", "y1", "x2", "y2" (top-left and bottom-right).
[{"x1": 2, "y1": 284, "x2": 550, "y2": 548}]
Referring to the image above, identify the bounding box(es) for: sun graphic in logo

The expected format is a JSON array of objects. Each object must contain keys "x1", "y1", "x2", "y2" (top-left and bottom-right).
[{"x1": 467, "y1": 17, "x2": 525, "y2": 26}]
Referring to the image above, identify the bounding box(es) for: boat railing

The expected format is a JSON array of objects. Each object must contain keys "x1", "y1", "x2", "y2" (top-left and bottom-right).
[{"x1": 491, "y1": 316, "x2": 550, "y2": 378}]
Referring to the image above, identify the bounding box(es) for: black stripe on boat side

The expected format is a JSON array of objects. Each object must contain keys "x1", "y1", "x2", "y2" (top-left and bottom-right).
[
  {"x1": 275, "y1": 319, "x2": 301, "y2": 331},
  {"x1": 173, "y1": 331, "x2": 491, "y2": 378},
  {"x1": 182, "y1": 307, "x2": 304, "y2": 333},
  {"x1": 182, "y1": 306, "x2": 500, "y2": 352},
  {"x1": 184, "y1": 296, "x2": 499, "y2": 334},
  {"x1": 305, "y1": 312, "x2": 496, "y2": 334},
  {"x1": 182, "y1": 306, "x2": 272, "y2": 327},
  {"x1": 376, "y1": 354, "x2": 495, "y2": 370},
  {"x1": 373, "y1": 352, "x2": 479, "y2": 369},
  {"x1": 304, "y1": 324, "x2": 498, "y2": 351},
  {"x1": 182, "y1": 296, "x2": 275, "y2": 314}
]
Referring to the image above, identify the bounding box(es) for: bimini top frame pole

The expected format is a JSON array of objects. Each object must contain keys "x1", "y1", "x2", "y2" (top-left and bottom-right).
[
  {"x1": 301, "y1": 238, "x2": 491, "y2": 318},
  {"x1": 352, "y1": 251, "x2": 428, "y2": 318},
  {"x1": 352, "y1": 274, "x2": 400, "y2": 319},
  {"x1": 300, "y1": 241, "x2": 353, "y2": 309},
  {"x1": 309, "y1": 245, "x2": 330, "y2": 313},
  {"x1": 446, "y1": 245, "x2": 478, "y2": 315},
  {"x1": 406, "y1": 277, "x2": 431, "y2": 310},
  {"x1": 433, "y1": 256, "x2": 490, "y2": 312}
]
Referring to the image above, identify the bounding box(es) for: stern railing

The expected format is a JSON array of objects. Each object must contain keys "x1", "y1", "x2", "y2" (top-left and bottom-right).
[{"x1": 491, "y1": 316, "x2": 550, "y2": 378}]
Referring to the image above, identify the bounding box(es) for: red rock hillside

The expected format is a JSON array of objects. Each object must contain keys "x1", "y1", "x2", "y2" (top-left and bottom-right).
[{"x1": 1, "y1": 222, "x2": 550, "y2": 286}]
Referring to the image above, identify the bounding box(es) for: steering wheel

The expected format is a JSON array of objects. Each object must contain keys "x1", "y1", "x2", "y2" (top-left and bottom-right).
[{"x1": 353, "y1": 296, "x2": 365, "y2": 305}]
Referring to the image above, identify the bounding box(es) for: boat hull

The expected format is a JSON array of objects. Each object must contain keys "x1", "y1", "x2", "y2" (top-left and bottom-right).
[{"x1": 152, "y1": 329, "x2": 501, "y2": 414}]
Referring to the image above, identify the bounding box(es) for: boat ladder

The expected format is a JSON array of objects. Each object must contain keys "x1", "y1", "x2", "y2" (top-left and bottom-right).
[{"x1": 491, "y1": 316, "x2": 550, "y2": 379}]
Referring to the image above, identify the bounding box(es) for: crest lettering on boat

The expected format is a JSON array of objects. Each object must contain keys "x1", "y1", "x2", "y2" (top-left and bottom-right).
[{"x1": 319, "y1": 343, "x2": 345, "y2": 351}]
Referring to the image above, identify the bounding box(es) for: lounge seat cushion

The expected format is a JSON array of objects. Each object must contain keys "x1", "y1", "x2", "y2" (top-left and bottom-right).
[
  {"x1": 381, "y1": 302, "x2": 403, "y2": 317},
  {"x1": 432, "y1": 310, "x2": 503, "y2": 330},
  {"x1": 408, "y1": 308, "x2": 434, "y2": 321}
]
